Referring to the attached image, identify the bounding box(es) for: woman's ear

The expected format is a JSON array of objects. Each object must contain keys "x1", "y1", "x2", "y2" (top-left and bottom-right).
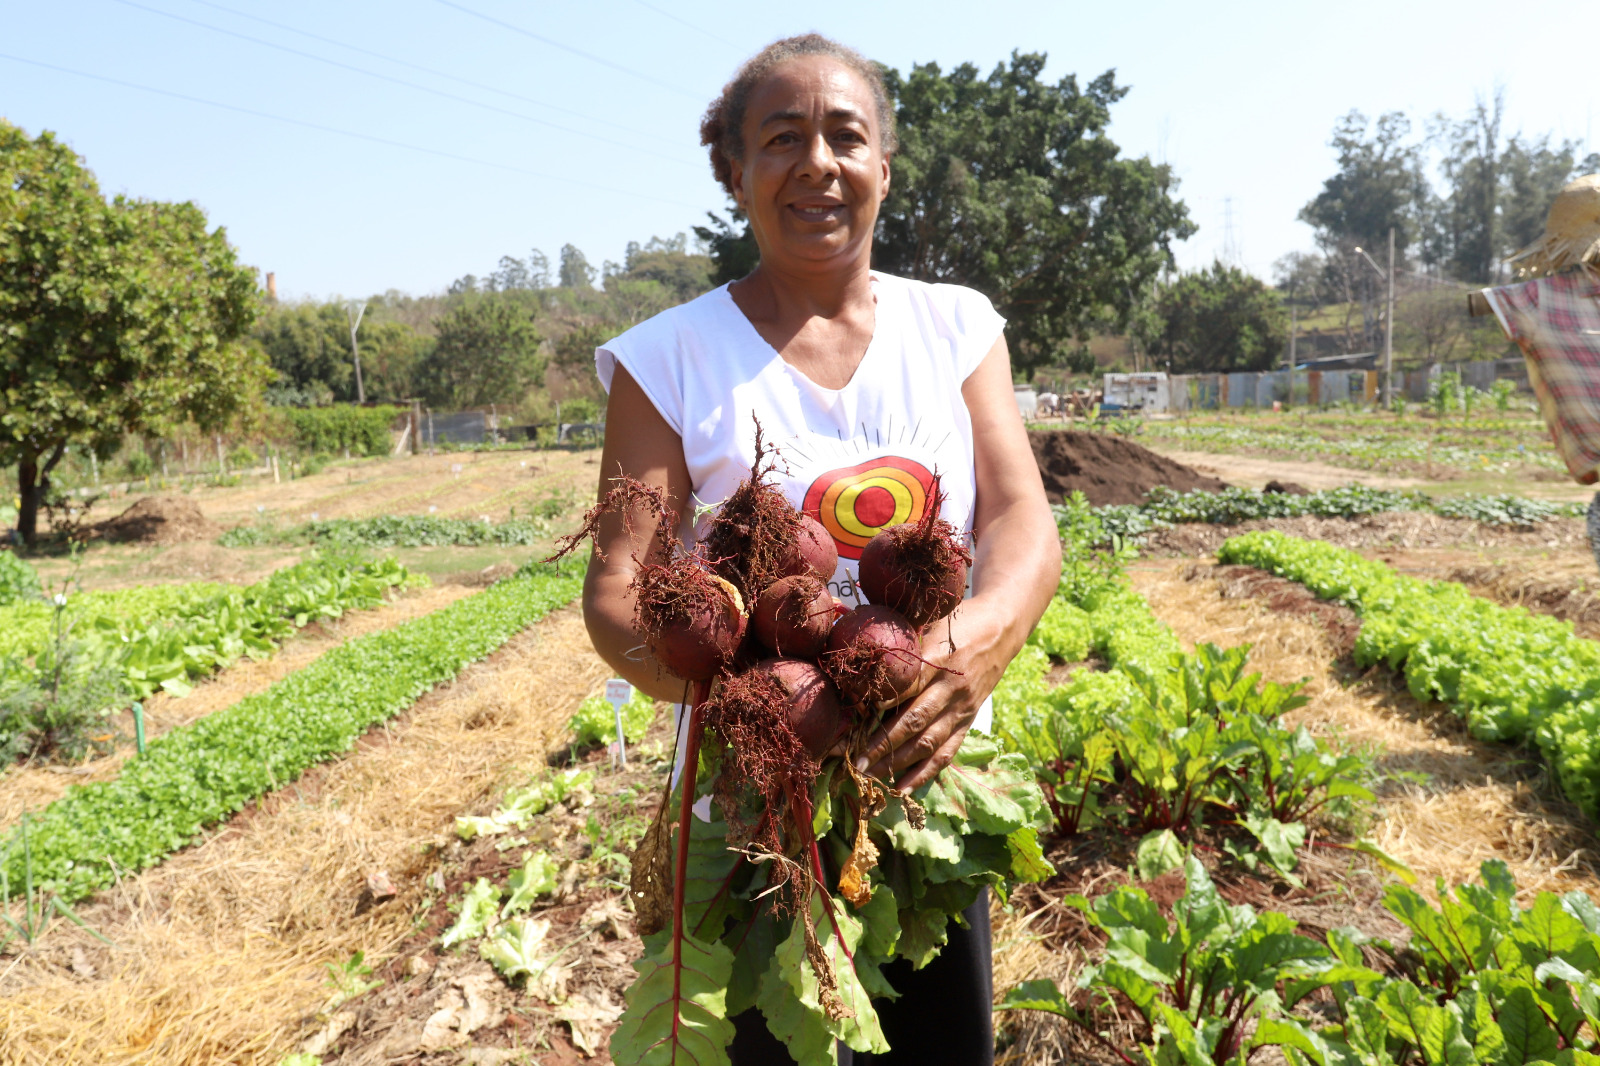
[
  {"x1": 879, "y1": 153, "x2": 892, "y2": 203},
  {"x1": 729, "y1": 156, "x2": 747, "y2": 211}
]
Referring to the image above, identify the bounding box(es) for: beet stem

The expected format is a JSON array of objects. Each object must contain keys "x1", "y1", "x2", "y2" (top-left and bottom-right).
[{"x1": 669, "y1": 680, "x2": 711, "y2": 1045}]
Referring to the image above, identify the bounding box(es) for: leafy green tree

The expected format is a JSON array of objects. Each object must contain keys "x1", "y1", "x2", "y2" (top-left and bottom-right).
[
  {"x1": 693, "y1": 212, "x2": 760, "y2": 287},
  {"x1": 253, "y1": 302, "x2": 429, "y2": 403},
  {"x1": 559, "y1": 244, "x2": 596, "y2": 290},
  {"x1": 615, "y1": 234, "x2": 712, "y2": 302},
  {"x1": 421, "y1": 295, "x2": 544, "y2": 407},
  {"x1": 875, "y1": 55, "x2": 1195, "y2": 376},
  {"x1": 0, "y1": 122, "x2": 262, "y2": 544},
  {"x1": 1139, "y1": 262, "x2": 1288, "y2": 373}
]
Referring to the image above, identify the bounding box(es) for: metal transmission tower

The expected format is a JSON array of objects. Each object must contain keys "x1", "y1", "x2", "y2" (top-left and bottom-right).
[{"x1": 346, "y1": 299, "x2": 367, "y2": 404}]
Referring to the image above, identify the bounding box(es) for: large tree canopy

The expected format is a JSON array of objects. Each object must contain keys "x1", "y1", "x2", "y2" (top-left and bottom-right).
[
  {"x1": 0, "y1": 122, "x2": 262, "y2": 543},
  {"x1": 874, "y1": 54, "x2": 1196, "y2": 376},
  {"x1": 1139, "y1": 262, "x2": 1289, "y2": 374}
]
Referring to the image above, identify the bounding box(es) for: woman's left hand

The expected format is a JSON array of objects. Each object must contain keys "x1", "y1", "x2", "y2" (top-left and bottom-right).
[{"x1": 850, "y1": 596, "x2": 1014, "y2": 791}]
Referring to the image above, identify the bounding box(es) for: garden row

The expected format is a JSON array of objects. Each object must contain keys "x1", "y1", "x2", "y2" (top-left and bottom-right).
[
  {"x1": 1, "y1": 561, "x2": 586, "y2": 904},
  {"x1": 1138, "y1": 421, "x2": 1562, "y2": 472},
  {"x1": 1219, "y1": 531, "x2": 1600, "y2": 824},
  {"x1": 984, "y1": 522, "x2": 1600, "y2": 1061},
  {"x1": 0, "y1": 554, "x2": 416, "y2": 762},
  {"x1": 219, "y1": 510, "x2": 563, "y2": 549},
  {"x1": 1086, "y1": 485, "x2": 1583, "y2": 542}
]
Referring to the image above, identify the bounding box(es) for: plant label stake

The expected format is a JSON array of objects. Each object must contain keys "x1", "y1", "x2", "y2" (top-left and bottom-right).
[
  {"x1": 132, "y1": 702, "x2": 146, "y2": 756},
  {"x1": 606, "y1": 679, "x2": 632, "y2": 769}
]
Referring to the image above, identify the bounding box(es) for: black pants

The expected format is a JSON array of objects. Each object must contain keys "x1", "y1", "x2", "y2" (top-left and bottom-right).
[{"x1": 729, "y1": 889, "x2": 993, "y2": 1066}]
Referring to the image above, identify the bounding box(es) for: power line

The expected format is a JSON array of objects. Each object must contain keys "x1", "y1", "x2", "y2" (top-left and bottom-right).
[
  {"x1": 432, "y1": 0, "x2": 701, "y2": 101},
  {"x1": 179, "y1": 0, "x2": 686, "y2": 150},
  {"x1": 0, "y1": 51, "x2": 704, "y2": 211},
  {"x1": 631, "y1": 0, "x2": 741, "y2": 50},
  {"x1": 109, "y1": 0, "x2": 699, "y2": 169}
]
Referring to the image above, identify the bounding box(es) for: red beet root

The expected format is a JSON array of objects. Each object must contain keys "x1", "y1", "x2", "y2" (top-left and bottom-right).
[
  {"x1": 858, "y1": 478, "x2": 972, "y2": 628},
  {"x1": 637, "y1": 566, "x2": 746, "y2": 681},
  {"x1": 778, "y1": 514, "x2": 839, "y2": 583},
  {"x1": 750, "y1": 657, "x2": 843, "y2": 759},
  {"x1": 822, "y1": 605, "x2": 923, "y2": 709},
  {"x1": 752, "y1": 575, "x2": 835, "y2": 658}
]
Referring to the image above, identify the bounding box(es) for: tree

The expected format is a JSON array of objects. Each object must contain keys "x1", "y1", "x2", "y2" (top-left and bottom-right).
[
  {"x1": 559, "y1": 244, "x2": 596, "y2": 289},
  {"x1": 252, "y1": 303, "x2": 430, "y2": 403},
  {"x1": 420, "y1": 295, "x2": 544, "y2": 407},
  {"x1": 616, "y1": 234, "x2": 713, "y2": 302},
  {"x1": 1299, "y1": 111, "x2": 1424, "y2": 350},
  {"x1": 875, "y1": 54, "x2": 1196, "y2": 376},
  {"x1": 1138, "y1": 262, "x2": 1288, "y2": 373},
  {"x1": 0, "y1": 122, "x2": 262, "y2": 544},
  {"x1": 693, "y1": 212, "x2": 760, "y2": 286}
]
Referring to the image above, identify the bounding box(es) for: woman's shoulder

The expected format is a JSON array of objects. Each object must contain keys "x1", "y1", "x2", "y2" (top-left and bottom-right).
[
  {"x1": 873, "y1": 272, "x2": 1006, "y2": 345},
  {"x1": 603, "y1": 283, "x2": 733, "y2": 355}
]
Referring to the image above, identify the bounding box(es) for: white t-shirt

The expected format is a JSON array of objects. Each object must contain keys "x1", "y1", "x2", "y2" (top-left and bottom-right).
[{"x1": 595, "y1": 270, "x2": 1006, "y2": 760}]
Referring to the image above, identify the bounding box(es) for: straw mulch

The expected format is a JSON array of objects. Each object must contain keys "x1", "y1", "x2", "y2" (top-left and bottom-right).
[
  {"x1": 0, "y1": 603, "x2": 609, "y2": 1066},
  {"x1": 1129, "y1": 559, "x2": 1600, "y2": 902},
  {"x1": 0, "y1": 584, "x2": 475, "y2": 833},
  {"x1": 1444, "y1": 563, "x2": 1600, "y2": 640}
]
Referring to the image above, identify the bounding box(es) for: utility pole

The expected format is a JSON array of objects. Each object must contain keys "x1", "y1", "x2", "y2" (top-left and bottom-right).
[
  {"x1": 346, "y1": 299, "x2": 367, "y2": 404},
  {"x1": 1384, "y1": 227, "x2": 1395, "y2": 410}
]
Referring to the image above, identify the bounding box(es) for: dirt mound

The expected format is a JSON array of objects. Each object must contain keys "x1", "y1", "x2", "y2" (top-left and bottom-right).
[
  {"x1": 1029, "y1": 430, "x2": 1227, "y2": 506},
  {"x1": 98, "y1": 496, "x2": 219, "y2": 545}
]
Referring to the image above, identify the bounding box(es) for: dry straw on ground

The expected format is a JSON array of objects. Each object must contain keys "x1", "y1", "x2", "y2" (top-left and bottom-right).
[
  {"x1": 0, "y1": 585, "x2": 475, "y2": 833},
  {"x1": 1128, "y1": 560, "x2": 1600, "y2": 902},
  {"x1": 0, "y1": 604, "x2": 609, "y2": 1066}
]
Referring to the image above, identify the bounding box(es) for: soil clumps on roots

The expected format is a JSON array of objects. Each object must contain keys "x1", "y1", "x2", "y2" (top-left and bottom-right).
[
  {"x1": 97, "y1": 496, "x2": 220, "y2": 545},
  {"x1": 701, "y1": 424, "x2": 804, "y2": 603},
  {"x1": 1028, "y1": 430, "x2": 1228, "y2": 505}
]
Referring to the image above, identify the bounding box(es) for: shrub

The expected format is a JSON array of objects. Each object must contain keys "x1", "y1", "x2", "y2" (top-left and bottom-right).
[
  {"x1": 279, "y1": 404, "x2": 400, "y2": 457},
  {"x1": 0, "y1": 552, "x2": 41, "y2": 608}
]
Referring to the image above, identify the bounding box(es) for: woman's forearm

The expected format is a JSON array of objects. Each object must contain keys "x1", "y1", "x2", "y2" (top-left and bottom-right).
[{"x1": 582, "y1": 562, "x2": 695, "y2": 703}]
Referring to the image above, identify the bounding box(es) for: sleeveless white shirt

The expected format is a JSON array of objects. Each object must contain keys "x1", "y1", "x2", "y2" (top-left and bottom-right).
[{"x1": 595, "y1": 270, "x2": 1006, "y2": 753}]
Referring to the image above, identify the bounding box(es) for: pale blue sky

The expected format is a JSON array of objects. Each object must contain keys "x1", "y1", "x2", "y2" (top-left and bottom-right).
[{"x1": 3, "y1": 0, "x2": 1594, "y2": 301}]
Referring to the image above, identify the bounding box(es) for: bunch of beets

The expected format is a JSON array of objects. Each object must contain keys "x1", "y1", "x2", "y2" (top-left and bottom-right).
[{"x1": 552, "y1": 441, "x2": 971, "y2": 929}]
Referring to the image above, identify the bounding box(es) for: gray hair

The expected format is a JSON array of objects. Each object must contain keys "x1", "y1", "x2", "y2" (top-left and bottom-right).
[{"x1": 699, "y1": 34, "x2": 897, "y2": 196}]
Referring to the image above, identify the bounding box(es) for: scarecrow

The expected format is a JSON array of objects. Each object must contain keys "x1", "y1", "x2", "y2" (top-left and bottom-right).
[{"x1": 1475, "y1": 174, "x2": 1600, "y2": 569}]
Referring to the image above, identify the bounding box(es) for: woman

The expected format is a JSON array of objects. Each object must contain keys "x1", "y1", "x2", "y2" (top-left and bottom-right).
[{"x1": 584, "y1": 34, "x2": 1061, "y2": 1065}]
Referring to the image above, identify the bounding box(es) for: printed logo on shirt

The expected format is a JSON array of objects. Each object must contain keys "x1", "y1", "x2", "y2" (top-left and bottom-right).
[{"x1": 800, "y1": 455, "x2": 935, "y2": 561}]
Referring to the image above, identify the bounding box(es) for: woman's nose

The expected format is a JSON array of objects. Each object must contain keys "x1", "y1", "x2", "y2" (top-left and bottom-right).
[{"x1": 797, "y1": 132, "x2": 838, "y2": 182}]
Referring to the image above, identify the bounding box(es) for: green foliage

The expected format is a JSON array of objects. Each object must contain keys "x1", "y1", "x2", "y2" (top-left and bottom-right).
[
  {"x1": 0, "y1": 639, "x2": 125, "y2": 764},
  {"x1": 875, "y1": 55, "x2": 1196, "y2": 375},
  {"x1": 0, "y1": 555, "x2": 415, "y2": 719},
  {"x1": 277, "y1": 404, "x2": 399, "y2": 457},
  {"x1": 422, "y1": 295, "x2": 544, "y2": 408},
  {"x1": 254, "y1": 301, "x2": 430, "y2": 405},
  {"x1": 219, "y1": 512, "x2": 553, "y2": 549},
  {"x1": 1087, "y1": 485, "x2": 1581, "y2": 542},
  {"x1": 995, "y1": 560, "x2": 1372, "y2": 882},
  {"x1": 0, "y1": 561, "x2": 585, "y2": 902},
  {"x1": 455, "y1": 767, "x2": 594, "y2": 841},
  {"x1": 0, "y1": 551, "x2": 40, "y2": 607},
  {"x1": 568, "y1": 689, "x2": 656, "y2": 748},
  {"x1": 1219, "y1": 531, "x2": 1600, "y2": 822},
  {"x1": 1139, "y1": 261, "x2": 1291, "y2": 373},
  {"x1": 0, "y1": 121, "x2": 264, "y2": 542},
  {"x1": 1138, "y1": 420, "x2": 1564, "y2": 474},
  {"x1": 1004, "y1": 858, "x2": 1600, "y2": 1065}
]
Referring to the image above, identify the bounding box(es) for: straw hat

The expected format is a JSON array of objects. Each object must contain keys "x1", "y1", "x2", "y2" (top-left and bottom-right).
[{"x1": 1509, "y1": 174, "x2": 1600, "y2": 277}]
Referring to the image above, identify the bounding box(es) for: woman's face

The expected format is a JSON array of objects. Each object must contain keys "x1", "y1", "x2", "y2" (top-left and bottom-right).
[{"x1": 729, "y1": 56, "x2": 891, "y2": 274}]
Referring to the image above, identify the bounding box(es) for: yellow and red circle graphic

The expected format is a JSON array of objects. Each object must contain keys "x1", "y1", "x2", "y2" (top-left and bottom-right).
[{"x1": 802, "y1": 456, "x2": 935, "y2": 560}]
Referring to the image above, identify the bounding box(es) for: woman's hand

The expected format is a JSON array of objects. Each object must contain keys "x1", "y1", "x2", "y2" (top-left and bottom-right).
[{"x1": 851, "y1": 596, "x2": 1015, "y2": 791}]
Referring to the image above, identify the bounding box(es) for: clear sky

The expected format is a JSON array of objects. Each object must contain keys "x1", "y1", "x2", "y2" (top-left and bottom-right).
[{"x1": 4, "y1": 0, "x2": 1594, "y2": 302}]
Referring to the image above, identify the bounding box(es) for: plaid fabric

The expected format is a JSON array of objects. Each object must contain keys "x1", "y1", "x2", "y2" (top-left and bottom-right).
[{"x1": 1485, "y1": 267, "x2": 1600, "y2": 484}]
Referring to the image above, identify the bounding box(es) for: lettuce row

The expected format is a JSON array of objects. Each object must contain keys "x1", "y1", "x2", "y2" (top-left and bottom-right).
[
  {"x1": 0, "y1": 554, "x2": 417, "y2": 701},
  {"x1": 0, "y1": 562, "x2": 586, "y2": 903},
  {"x1": 1218, "y1": 530, "x2": 1600, "y2": 822}
]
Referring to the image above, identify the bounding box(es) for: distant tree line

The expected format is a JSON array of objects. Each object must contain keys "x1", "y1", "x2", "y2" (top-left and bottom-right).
[{"x1": 253, "y1": 234, "x2": 713, "y2": 418}]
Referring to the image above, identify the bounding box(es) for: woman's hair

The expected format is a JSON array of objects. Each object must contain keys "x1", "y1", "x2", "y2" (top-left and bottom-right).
[{"x1": 699, "y1": 34, "x2": 897, "y2": 197}]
